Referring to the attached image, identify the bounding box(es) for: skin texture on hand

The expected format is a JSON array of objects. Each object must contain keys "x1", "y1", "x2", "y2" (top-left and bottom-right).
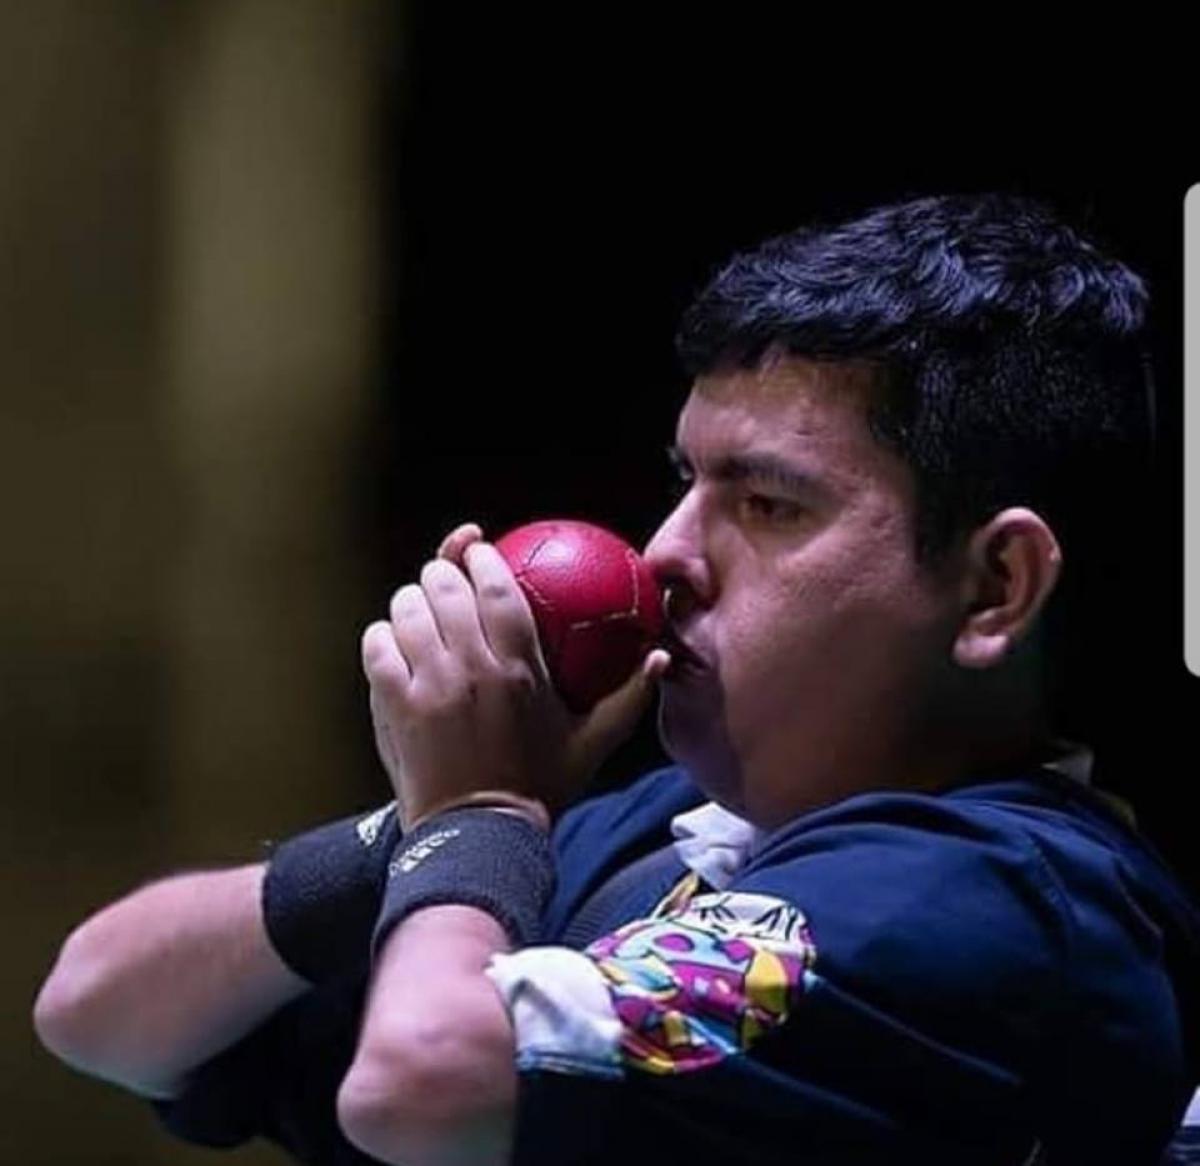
[{"x1": 362, "y1": 522, "x2": 669, "y2": 829}]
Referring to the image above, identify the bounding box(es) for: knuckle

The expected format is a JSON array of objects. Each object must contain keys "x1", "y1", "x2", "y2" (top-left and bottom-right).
[
  {"x1": 412, "y1": 674, "x2": 474, "y2": 716},
  {"x1": 478, "y1": 578, "x2": 512, "y2": 604},
  {"x1": 500, "y1": 659, "x2": 538, "y2": 694},
  {"x1": 369, "y1": 659, "x2": 408, "y2": 696}
]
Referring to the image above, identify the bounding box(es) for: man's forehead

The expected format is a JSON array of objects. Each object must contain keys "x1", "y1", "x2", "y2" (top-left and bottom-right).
[
  {"x1": 675, "y1": 359, "x2": 877, "y2": 457},
  {"x1": 693, "y1": 351, "x2": 881, "y2": 402}
]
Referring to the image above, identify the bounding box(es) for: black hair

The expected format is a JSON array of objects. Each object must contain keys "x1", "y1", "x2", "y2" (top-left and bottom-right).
[{"x1": 676, "y1": 193, "x2": 1156, "y2": 724}]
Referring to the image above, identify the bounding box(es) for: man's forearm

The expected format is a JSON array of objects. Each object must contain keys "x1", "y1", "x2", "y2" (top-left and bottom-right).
[
  {"x1": 337, "y1": 905, "x2": 517, "y2": 1166},
  {"x1": 33, "y1": 862, "x2": 308, "y2": 1099}
]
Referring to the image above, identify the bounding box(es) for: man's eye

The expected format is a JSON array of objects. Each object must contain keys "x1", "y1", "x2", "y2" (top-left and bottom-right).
[{"x1": 743, "y1": 494, "x2": 802, "y2": 522}]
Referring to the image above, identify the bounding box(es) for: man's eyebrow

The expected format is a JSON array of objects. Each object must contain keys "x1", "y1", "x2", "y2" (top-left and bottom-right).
[{"x1": 666, "y1": 443, "x2": 821, "y2": 496}]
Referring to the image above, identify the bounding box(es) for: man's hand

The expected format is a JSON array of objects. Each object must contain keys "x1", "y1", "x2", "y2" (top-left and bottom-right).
[{"x1": 362, "y1": 522, "x2": 669, "y2": 829}]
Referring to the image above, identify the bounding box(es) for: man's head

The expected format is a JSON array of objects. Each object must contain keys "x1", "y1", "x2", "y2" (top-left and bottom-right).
[{"x1": 643, "y1": 194, "x2": 1152, "y2": 825}]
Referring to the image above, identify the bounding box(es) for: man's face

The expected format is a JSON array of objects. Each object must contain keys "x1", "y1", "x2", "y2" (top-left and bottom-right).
[{"x1": 643, "y1": 355, "x2": 967, "y2": 827}]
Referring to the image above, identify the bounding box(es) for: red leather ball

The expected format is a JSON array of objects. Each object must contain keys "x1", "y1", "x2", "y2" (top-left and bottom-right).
[{"x1": 494, "y1": 519, "x2": 664, "y2": 714}]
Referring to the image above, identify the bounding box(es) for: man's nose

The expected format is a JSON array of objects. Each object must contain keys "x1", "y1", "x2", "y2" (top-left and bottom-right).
[{"x1": 642, "y1": 499, "x2": 713, "y2": 619}]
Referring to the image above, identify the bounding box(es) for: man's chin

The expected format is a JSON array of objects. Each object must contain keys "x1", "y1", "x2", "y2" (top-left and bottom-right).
[{"x1": 656, "y1": 719, "x2": 745, "y2": 814}]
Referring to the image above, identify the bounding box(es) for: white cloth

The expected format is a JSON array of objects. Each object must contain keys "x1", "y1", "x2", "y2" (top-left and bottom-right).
[{"x1": 668, "y1": 800, "x2": 766, "y2": 890}]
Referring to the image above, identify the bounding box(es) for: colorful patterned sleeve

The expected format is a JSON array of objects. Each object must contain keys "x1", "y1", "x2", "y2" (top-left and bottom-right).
[
  {"x1": 485, "y1": 889, "x2": 817, "y2": 1080},
  {"x1": 492, "y1": 777, "x2": 1200, "y2": 1165}
]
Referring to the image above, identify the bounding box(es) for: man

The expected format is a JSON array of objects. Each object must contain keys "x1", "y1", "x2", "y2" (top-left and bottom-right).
[{"x1": 35, "y1": 193, "x2": 1200, "y2": 1164}]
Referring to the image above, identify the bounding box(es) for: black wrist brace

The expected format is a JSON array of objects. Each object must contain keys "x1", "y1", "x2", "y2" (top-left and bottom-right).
[
  {"x1": 261, "y1": 801, "x2": 400, "y2": 983},
  {"x1": 371, "y1": 808, "x2": 554, "y2": 958}
]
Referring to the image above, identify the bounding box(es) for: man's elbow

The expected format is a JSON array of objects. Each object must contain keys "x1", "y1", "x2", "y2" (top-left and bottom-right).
[
  {"x1": 32, "y1": 934, "x2": 180, "y2": 1100},
  {"x1": 33, "y1": 932, "x2": 104, "y2": 1066},
  {"x1": 337, "y1": 1032, "x2": 515, "y2": 1166}
]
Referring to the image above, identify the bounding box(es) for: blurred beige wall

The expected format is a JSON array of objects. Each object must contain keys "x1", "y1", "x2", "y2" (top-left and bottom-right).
[{"x1": 3, "y1": 2, "x2": 388, "y2": 1162}]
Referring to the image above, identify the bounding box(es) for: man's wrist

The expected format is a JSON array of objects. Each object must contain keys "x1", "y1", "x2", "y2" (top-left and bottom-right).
[
  {"x1": 404, "y1": 791, "x2": 551, "y2": 834},
  {"x1": 372, "y1": 808, "x2": 555, "y2": 958}
]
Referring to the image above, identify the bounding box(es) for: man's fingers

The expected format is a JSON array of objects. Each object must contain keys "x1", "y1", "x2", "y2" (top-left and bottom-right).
[
  {"x1": 569, "y1": 649, "x2": 668, "y2": 782},
  {"x1": 386, "y1": 584, "x2": 448, "y2": 682},
  {"x1": 437, "y1": 522, "x2": 485, "y2": 564},
  {"x1": 642, "y1": 648, "x2": 672, "y2": 682},
  {"x1": 419, "y1": 558, "x2": 493, "y2": 666},
  {"x1": 461, "y1": 541, "x2": 543, "y2": 669},
  {"x1": 362, "y1": 619, "x2": 412, "y2": 689}
]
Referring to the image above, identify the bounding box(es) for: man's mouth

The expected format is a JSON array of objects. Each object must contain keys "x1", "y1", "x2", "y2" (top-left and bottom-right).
[{"x1": 661, "y1": 630, "x2": 708, "y2": 675}]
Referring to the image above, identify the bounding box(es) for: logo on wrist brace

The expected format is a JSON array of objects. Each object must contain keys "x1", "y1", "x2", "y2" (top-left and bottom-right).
[
  {"x1": 356, "y1": 803, "x2": 395, "y2": 848},
  {"x1": 389, "y1": 827, "x2": 462, "y2": 876}
]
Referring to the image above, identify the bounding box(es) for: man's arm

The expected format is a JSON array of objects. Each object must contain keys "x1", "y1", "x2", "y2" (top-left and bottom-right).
[
  {"x1": 339, "y1": 526, "x2": 668, "y2": 1163},
  {"x1": 337, "y1": 904, "x2": 517, "y2": 1166},
  {"x1": 33, "y1": 862, "x2": 308, "y2": 1099}
]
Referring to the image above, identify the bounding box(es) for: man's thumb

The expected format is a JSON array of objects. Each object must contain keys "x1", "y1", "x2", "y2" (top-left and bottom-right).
[{"x1": 573, "y1": 649, "x2": 671, "y2": 769}]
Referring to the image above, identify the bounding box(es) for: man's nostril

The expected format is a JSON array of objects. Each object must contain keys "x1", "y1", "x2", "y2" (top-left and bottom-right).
[{"x1": 663, "y1": 585, "x2": 693, "y2": 624}]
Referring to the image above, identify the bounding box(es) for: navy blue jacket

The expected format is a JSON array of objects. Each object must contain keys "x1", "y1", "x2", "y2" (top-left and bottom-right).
[{"x1": 153, "y1": 763, "x2": 1200, "y2": 1164}]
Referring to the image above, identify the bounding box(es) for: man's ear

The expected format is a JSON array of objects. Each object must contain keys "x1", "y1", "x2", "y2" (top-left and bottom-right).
[{"x1": 952, "y1": 508, "x2": 1062, "y2": 670}]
